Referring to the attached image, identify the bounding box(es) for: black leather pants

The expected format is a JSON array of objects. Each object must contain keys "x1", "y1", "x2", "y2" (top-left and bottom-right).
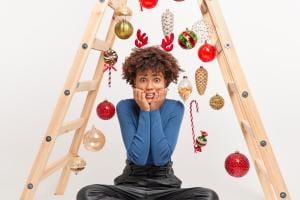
[{"x1": 77, "y1": 160, "x2": 219, "y2": 200}]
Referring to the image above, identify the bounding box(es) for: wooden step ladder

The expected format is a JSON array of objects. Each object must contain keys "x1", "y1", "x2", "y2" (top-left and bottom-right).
[{"x1": 20, "y1": 0, "x2": 291, "y2": 199}]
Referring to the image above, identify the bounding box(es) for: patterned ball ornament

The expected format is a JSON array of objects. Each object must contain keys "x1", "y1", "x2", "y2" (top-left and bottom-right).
[
  {"x1": 198, "y1": 41, "x2": 216, "y2": 62},
  {"x1": 83, "y1": 126, "x2": 106, "y2": 152},
  {"x1": 178, "y1": 29, "x2": 198, "y2": 49},
  {"x1": 96, "y1": 100, "x2": 115, "y2": 120},
  {"x1": 209, "y1": 93, "x2": 224, "y2": 110},
  {"x1": 225, "y1": 151, "x2": 250, "y2": 177}
]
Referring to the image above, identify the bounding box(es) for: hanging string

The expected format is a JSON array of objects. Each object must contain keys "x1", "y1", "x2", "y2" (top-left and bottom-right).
[{"x1": 189, "y1": 100, "x2": 202, "y2": 153}]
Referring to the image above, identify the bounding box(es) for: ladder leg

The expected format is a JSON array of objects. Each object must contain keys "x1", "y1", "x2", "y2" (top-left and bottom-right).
[
  {"x1": 20, "y1": 1, "x2": 110, "y2": 199},
  {"x1": 55, "y1": 0, "x2": 127, "y2": 195},
  {"x1": 198, "y1": 0, "x2": 291, "y2": 199}
]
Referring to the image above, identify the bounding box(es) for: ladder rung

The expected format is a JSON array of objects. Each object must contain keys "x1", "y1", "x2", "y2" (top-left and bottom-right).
[
  {"x1": 227, "y1": 81, "x2": 237, "y2": 94},
  {"x1": 92, "y1": 39, "x2": 109, "y2": 51},
  {"x1": 108, "y1": 0, "x2": 120, "y2": 10},
  {"x1": 198, "y1": 0, "x2": 208, "y2": 14},
  {"x1": 75, "y1": 81, "x2": 97, "y2": 92},
  {"x1": 59, "y1": 118, "x2": 85, "y2": 135},
  {"x1": 215, "y1": 40, "x2": 223, "y2": 54},
  {"x1": 41, "y1": 154, "x2": 71, "y2": 181},
  {"x1": 241, "y1": 120, "x2": 253, "y2": 135}
]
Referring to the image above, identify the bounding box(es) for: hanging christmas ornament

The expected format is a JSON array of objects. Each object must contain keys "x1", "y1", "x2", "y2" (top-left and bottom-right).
[
  {"x1": 178, "y1": 76, "x2": 192, "y2": 102},
  {"x1": 209, "y1": 93, "x2": 225, "y2": 110},
  {"x1": 225, "y1": 151, "x2": 250, "y2": 177},
  {"x1": 195, "y1": 66, "x2": 208, "y2": 95},
  {"x1": 161, "y1": 9, "x2": 174, "y2": 37},
  {"x1": 192, "y1": 19, "x2": 212, "y2": 44},
  {"x1": 114, "y1": 19, "x2": 133, "y2": 40},
  {"x1": 178, "y1": 28, "x2": 198, "y2": 49},
  {"x1": 83, "y1": 125, "x2": 106, "y2": 152},
  {"x1": 196, "y1": 131, "x2": 208, "y2": 148},
  {"x1": 189, "y1": 100, "x2": 208, "y2": 153},
  {"x1": 198, "y1": 41, "x2": 216, "y2": 62},
  {"x1": 103, "y1": 48, "x2": 118, "y2": 87},
  {"x1": 68, "y1": 156, "x2": 86, "y2": 175},
  {"x1": 139, "y1": 0, "x2": 158, "y2": 11},
  {"x1": 96, "y1": 100, "x2": 115, "y2": 120}
]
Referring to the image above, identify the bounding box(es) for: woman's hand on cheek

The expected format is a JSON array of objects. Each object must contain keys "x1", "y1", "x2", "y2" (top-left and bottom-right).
[
  {"x1": 150, "y1": 88, "x2": 168, "y2": 111},
  {"x1": 133, "y1": 88, "x2": 150, "y2": 111}
]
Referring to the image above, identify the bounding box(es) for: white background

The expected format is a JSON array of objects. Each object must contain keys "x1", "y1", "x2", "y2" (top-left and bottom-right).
[{"x1": 0, "y1": 0, "x2": 299, "y2": 199}]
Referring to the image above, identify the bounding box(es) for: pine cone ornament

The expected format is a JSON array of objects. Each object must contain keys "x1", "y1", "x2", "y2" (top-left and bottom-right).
[
  {"x1": 195, "y1": 66, "x2": 208, "y2": 95},
  {"x1": 209, "y1": 93, "x2": 225, "y2": 110},
  {"x1": 161, "y1": 9, "x2": 174, "y2": 36}
]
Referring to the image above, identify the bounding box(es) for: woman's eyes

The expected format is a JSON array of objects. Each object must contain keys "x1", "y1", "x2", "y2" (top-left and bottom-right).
[
  {"x1": 139, "y1": 77, "x2": 161, "y2": 83},
  {"x1": 139, "y1": 78, "x2": 146, "y2": 82},
  {"x1": 154, "y1": 78, "x2": 160, "y2": 83}
]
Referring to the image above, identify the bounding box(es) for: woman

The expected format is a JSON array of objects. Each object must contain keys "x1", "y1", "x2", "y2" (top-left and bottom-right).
[{"x1": 77, "y1": 46, "x2": 219, "y2": 200}]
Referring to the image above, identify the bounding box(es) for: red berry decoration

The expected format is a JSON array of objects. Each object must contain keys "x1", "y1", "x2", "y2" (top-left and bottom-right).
[
  {"x1": 96, "y1": 100, "x2": 115, "y2": 120},
  {"x1": 139, "y1": 0, "x2": 158, "y2": 9},
  {"x1": 225, "y1": 151, "x2": 250, "y2": 177},
  {"x1": 178, "y1": 29, "x2": 198, "y2": 49},
  {"x1": 198, "y1": 41, "x2": 216, "y2": 62}
]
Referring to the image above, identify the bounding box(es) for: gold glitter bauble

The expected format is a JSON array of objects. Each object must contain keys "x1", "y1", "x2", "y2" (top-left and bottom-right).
[
  {"x1": 178, "y1": 76, "x2": 192, "y2": 101},
  {"x1": 83, "y1": 126, "x2": 106, "y2": 152},
  {"x1": 195, "y1": 66, "x2": 208, "y2": 95},
  {"x1": 114, "y1": 19, "x2": 133, "y2": 40},
  {"x1": 68, "y1": 156, "x2": 86, "y2": 175},
  {"x1": 209, "y1": 93, "x2": 224, "y2": 110}
]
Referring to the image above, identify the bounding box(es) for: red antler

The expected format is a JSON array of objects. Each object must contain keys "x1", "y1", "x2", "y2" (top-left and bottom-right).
[
  {"x1": 161, "y1": 33, "x2": 174, "y2": 52},
  {"x1": 135, "y1": 29, "x2": 148, "y2": 48}
]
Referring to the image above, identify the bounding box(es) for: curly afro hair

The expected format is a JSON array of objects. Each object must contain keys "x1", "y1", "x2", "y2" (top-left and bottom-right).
[{"x1": 122, "y1": 46, "x2": 183, "y2": 87}]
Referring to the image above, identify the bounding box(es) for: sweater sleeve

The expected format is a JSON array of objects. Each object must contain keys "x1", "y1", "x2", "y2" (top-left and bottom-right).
[
  {"x1": 150, "y1": 101, "x2": 184, "y2": 166},
  {"x1": 116, "y1": 100, "x2": 150, "y2": 166}
]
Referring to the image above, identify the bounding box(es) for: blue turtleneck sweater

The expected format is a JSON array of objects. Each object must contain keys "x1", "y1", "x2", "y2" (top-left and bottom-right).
[{"x1": 116, "y1": 99, "x2": 184, "y2": 166}]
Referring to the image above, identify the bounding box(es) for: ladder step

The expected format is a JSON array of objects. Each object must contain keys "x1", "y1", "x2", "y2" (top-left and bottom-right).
[
  {"x1": 41, "y1": 154, "x2": 71, "y2": 181},
  {"x1": 241, "y1": 120, "x2": 253, "y2": 135},
  {"x1": 75, "y1": 81, "x2": 97, "y2": 92},
  {"x1": 59, "y1": 118, "x2": 85, "y2": 135},
  {"x1": 92, "y1": 39, "x2": 109, "y2": 51},
  {"x1": 227, "y1": 81, "x2": 237, "y2": 94},
  {"x1": 108, "y1": 0, "x2": 119, "y2": 10}
]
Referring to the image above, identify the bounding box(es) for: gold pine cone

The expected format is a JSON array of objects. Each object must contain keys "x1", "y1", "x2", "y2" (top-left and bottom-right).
[
  {"x1": 195, "y1": 66, "x2": 208, "y2": 95},
  {"x1": 209, "y1": 93, "x2": 224, "y2": 110}
]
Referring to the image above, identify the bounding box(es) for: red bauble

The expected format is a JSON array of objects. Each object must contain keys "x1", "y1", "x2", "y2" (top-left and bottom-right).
[
  {"x1": 197, "y1": 41, "x2": 216, "y2": 62},
  {"x1": 96, "y1": 100, "x2": 115, "y2": 120},
  {"x1": 140, "y1": 0, "x2": 158, "y2": 9},
  {"x1": 225, "y1": 151, "x2": 250, "y2": 177}
]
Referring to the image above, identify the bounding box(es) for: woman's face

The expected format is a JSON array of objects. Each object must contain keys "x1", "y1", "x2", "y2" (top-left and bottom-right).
[{"x1": 134, "y1": 69, "x2": 166, "y2": 103}]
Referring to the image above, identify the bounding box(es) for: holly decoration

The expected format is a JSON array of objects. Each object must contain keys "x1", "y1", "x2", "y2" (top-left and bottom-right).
[
  {"x1": 225, "y1": 151, "x2": 250, "y2": 177},
  {"x1": 96, "y1": 100, "x2": 115, "y2": 120},
  {"x1": 178, "y1": 29, "x2": 198, "y2": 49},
  {"x1": 198, "y1": 41, "x2": 216, "y2": 62},
  {"x1": 103, "y1": 48, "x2": 118, "y2": 87},
  {"x1": 139, "y1": 0, "x2": 158, "y2": 11}
]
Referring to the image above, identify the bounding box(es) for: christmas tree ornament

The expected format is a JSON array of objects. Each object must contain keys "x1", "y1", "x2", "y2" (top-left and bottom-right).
[
  {"x1": 209, "y1": 93, "x2": 225, "y2": 110},
  {"x1": 198, "y1": 41, "x2": 217, "y2": 62},
  {"x1": 103, "y1": 48, "x2": 118, "y2": 87},
  {"x1": 135, "y1": 29, "x2": 148, "y2": 48},
  {"x1": 178, "y1": 76, "x2": 192, "y2": 102},
  {"x1": 178, "y1": 28, "x2": 198, "y2": 49},
  {"x1": 195, "y1": 66, "x2": 208, "y2": 95},
  {"x1": 196, "y1": 131, "x2": 208, "y2": 147},
  {"x1": 115, "y1": 5, "x2": 133, "y2": 17},
  {"x1": 161, "y1": 9, "x2": 174, "y2": 37},
  {"x1": 68, "y1": 156, "x2": 86, "y2": 175},
  {"x1": 114, "y1": 19, "x2": 133, "y2": 40},
  {"x1": 83, "y1": 125, "x2": 106, "y2": 152},
  {"x1": 96, "y1": 100, "x2": 115, "y2": 120},
  {"x1": 139, "y1": 0, "x2": 158, "y2": 11},
  {"x1": 189, "y1": 100, "x2": 207, "y2": 153},
  {"x1": 192, "y1": 19, "x2": 212, "y2": 44},
  {"x1": 225, "y1": 151, "x2": 250, "y2": 177}
]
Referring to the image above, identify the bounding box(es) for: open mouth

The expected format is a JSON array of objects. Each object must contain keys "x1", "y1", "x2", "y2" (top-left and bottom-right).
[{"x1": 145, "y1": 93, "x2": 155, "y2": 100}]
